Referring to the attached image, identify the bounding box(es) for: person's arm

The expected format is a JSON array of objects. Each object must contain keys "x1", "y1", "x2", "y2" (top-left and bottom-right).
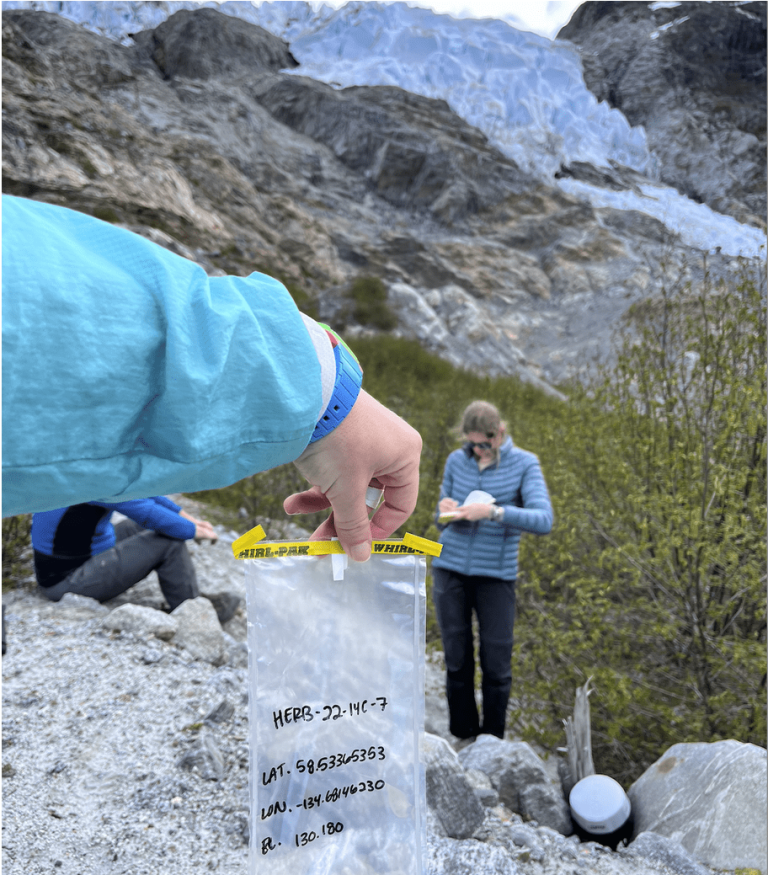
[
  {"x1": 449, "y1": 456, "x2": 553, "y2": 533},
  {"x1": 2, "y1": 196, "x2": 421, "y2": 558},
  {"x1": 493, "y1": 458, "x2": 553, "y2": 534},
  {"x1": 2, "y1": 196, "x2": 322, "y2": 516},
  {"x1": 179, "y1": 510, "x2": 218, "y2": 542},
  {"x1": 94, "y1": 498, "x2": 196, "y2": 540}
]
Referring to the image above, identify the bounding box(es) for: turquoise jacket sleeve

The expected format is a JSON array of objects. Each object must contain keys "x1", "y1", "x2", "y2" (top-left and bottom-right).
[{"x1": 2, "y1": 195, "x2": 323, "y2": 517}]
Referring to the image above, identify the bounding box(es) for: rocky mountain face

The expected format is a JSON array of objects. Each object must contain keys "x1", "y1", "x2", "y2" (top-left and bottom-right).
[
  {"x1": 1, "y1": 6, "x2": 758, "y2": 392},
  {"x1": 558, "y1": 1, "x2": 767, "y2": 227}
]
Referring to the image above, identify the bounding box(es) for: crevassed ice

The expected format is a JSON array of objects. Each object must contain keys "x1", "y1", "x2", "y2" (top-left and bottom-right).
[{"x1": 558, "y1": 179, "x2": 766, "y2": 258}]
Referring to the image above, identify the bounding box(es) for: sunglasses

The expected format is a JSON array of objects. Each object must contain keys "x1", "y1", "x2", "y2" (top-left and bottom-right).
[{"x1": 467, "y1": 440, "x2": 494, "y2": 450}]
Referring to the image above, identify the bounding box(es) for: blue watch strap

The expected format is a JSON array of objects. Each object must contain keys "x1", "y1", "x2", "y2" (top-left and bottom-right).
[{"x1": 309, "y1": 332, "x2": 363, "y2": 443}]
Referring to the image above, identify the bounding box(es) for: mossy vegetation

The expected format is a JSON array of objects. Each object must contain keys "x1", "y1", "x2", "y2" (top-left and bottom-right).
[
  {"x1": 92, "y1": 205, "x2": 119, "y2": 224},
  {"x1": 2, "y1": 515, "x2": 32, "y2": 591}
]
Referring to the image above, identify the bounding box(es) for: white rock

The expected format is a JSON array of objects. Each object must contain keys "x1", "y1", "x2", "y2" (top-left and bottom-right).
[
  {"x1": 629, "y1": 740, "x2": 767, "y2": 873},
  {"x1": 102, "y1": 603, "x2": 177, "y2": 640},
  {"x1": 170, "y1": 597, "x2": 226, "y2": 666}
]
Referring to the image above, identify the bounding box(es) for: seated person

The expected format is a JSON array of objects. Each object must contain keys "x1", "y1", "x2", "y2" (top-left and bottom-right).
[{"x1": 31, "y1": 496, "x2": 216, "y2": 612}]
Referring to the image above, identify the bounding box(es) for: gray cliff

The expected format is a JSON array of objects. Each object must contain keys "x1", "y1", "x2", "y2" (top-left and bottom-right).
[{"x1": 558, "y1": 1, "x2": 767, "y2": 227}]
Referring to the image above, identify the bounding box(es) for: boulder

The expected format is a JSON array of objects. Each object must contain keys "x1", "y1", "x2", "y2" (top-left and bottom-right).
[
  {"x1": 464, "y1": 768, "x2": 499, "y2": 808},
  {"x1": 626, "y1": 832, "x2": 711, "y2": 875},
  {"x1": 102, "y1": 603, "x2": 177, "y2": 641},
  {"x1": 459, "y1": 736, "x2": 572, "y2": 835},
  {"x1": 170, "y1": 597, "x2": 226, "y2": 666},
  {"x1": 628, "y1": 740, "x2": 768, "y2": 873},
  {"x1": 52, "y1": 593, "x2": 109, "y2": 619},
  {"x1": 422, "y1": 733, "x2": 485, "y2": 840},
  {"x1": 196, "y1": 579, "x2": 242, "y2": 626},
  {"x1": 103, "y1": 573, "x2": 169, "y2": 613}
]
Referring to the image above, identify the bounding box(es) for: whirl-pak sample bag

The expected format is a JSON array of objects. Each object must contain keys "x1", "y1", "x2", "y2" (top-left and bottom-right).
[{"x1": 233, "y1": 529, "x2": 438, "y2": 875}]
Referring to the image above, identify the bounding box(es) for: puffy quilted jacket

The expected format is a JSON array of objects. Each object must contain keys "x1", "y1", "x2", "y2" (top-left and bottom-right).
[{"x1": 432, "y1": 436, "x2": 553, "y2": 580}]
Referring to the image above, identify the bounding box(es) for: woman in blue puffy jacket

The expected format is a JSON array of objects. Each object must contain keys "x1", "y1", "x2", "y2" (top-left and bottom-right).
[{"x1": 432, "y1": 400, "x2": 553, "y2": 741}]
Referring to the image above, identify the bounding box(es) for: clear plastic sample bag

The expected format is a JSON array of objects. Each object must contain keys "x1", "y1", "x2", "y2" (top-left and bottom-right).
[{"x1": 234, "y1": 530, "x2": 437, "y2": 875}]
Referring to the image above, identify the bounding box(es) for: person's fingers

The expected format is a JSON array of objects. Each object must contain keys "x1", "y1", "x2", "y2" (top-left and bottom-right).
[
  {"x1": 307, "y1": 513, "x2": 338, "y2": 542},
  {"x1": 194, "y1": 521, "x2": 218, "y2": 541},
  {"x1": 287, "y1": 487, "x2": 372, "y2": 557},
  {"x1": 369, "y1": 478, "x2": 421, "y2": 540},
  {"x1": 290, "y1": 390, "x2": 422, "y2": 561},
  {"x1": 324, "y1": 486, "x2": 373, "y2": 561},
  {"x1": 283, "y1": 486, "x2": 331, "y2": 515}
]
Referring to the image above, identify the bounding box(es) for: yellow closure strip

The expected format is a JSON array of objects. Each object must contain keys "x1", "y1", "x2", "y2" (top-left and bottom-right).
[
  {"x1": 231, "y1": 525, "x2": 266, "y2": 557},
  {"x1": 232, "y1": 529, "x2": 442, "y2": 560},
  {"x1": 403, "y1": 532, "x2": 442, "y2": 557}
]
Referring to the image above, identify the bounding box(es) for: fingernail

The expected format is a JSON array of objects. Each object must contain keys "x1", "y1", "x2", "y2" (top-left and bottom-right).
[{"x1": 348, "y1": 543, "x2": 370, "y2": 563}]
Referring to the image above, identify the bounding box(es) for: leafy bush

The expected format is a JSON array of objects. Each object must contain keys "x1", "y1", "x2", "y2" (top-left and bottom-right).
[
  {"x1": 346, "y1": 276, "x2": 398, "y2": 330},
  {"x1": 2, "y1": 515, "x2": 33, "y2": 591},
  {"x1": 512, "y1": 255, "x2": 766, "y2": 781}
]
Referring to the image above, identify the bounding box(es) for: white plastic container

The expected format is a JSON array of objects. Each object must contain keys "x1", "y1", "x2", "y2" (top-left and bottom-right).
[{"x1": 569, "y1": 774, "x2": 631, "y2": 834}]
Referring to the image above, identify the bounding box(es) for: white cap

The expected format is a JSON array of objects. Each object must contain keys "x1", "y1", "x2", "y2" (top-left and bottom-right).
[{"x1": 569, "y1": 774, "x2": 631, "y2": 834}]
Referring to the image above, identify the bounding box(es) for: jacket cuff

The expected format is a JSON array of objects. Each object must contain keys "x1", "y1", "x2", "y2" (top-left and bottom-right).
[
  {"x1": 309, "y1": 326, "x2": 363, "y2": 443},
  {"x1": 300, "y1": 313, "x2": 335, "y2": 420}
]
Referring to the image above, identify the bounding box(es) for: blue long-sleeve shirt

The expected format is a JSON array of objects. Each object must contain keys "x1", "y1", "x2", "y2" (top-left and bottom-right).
[
  {"x1": 31, "y1": 496, "x2": 196, "y2": 587},
  {"x1": 432, "y1": 436, "x2": 553, "y2": 581},
  {"x1": 2, "y1": 195, "x2": 324, "y2": 517}
]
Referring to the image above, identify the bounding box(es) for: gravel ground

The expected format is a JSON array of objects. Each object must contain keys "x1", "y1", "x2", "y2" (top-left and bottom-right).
[{"x1": 2, "y1": 585, "x2": 251, "y2": 875}]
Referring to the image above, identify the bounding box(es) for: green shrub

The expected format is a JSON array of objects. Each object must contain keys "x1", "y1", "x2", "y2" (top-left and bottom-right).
[
  {"x1": 93, "y1": 205, "x2": 119, "y2": 224},
  {"x1": 2, "y1": 515, "x2": 33, "y2": 591},
  {"x1": 513, "y1": 255, "x2": 766, "y2": 781},
  {"x1": 347, "y1": 276, "x2": 398, "y2": 330}
]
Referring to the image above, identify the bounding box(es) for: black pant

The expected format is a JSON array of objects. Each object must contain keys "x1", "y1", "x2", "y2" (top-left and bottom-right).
[
  {"x1": 432, "y1": 567, "x2": 516, "y2": 739},
  {"x1": 39, "y1": 519, "x2": 198, "y2": 612}
]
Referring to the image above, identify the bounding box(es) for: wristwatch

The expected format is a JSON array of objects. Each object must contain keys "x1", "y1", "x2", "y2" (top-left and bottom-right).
[
  {"x1": 309, "y1": 326, "x2": 363, "y2": 443},
  {"x1": 491, "y1": 506, "x2": 505, "y2": 523}
]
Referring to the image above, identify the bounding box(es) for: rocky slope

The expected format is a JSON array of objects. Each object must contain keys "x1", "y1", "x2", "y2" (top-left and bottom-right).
[
  {"x1": 558, "y1": 1, "x2": 767, "y2": 227},
  {"x1": 1, "y1": 6, "x2": 753, "y2": 392}
]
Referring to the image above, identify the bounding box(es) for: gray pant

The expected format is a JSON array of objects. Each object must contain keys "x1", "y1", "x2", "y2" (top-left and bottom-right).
[{"x1": 39, "y1": 519, "x2": 198, "y2": 612}]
